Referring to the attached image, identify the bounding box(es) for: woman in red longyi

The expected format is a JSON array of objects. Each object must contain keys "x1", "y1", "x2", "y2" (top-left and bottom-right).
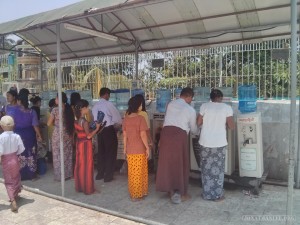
[{"x1": 73, "y1": 99, "x2": 102, "y2": 195}]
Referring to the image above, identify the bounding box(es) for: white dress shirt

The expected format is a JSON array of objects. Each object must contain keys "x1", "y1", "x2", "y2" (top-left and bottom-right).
[
  {"x1": 0, "y1": 131, "x2": 25, "y2": 155},
  {"x1": 163, "y1": 98, "x2": 198, "y2": 134},
  {"x1": 92, "y1": 98, "x2": 122, "y2": 127}
]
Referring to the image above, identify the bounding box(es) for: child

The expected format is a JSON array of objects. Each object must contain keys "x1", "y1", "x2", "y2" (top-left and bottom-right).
[
  {"x1": 0, "y1": 116, "x2": 25, "y2": 212},
  {"x1": 73, "y1": 99, "x2": 103, "y2": 195}
]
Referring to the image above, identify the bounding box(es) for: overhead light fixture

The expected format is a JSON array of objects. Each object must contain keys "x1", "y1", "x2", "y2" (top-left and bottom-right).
[{"x1": 64, "y1": 23, "x2": 118, "y2": 42}]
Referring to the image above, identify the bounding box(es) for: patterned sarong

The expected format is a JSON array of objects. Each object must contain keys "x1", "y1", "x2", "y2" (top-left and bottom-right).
[
  {"x1": 127, "y1": 154, "x2": 148, "y2": 199},
  {"x1": 200, "y1": 145, "x2": 226, "y2": 200},
  {"x1": 1, "y1": 152, "x2": 22, "y2": 201}
]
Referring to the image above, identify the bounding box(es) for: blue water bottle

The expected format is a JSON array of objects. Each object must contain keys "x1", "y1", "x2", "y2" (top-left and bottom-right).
[
  {"x1": 156, "y1": 89, "x2": 171, "y2": 113},
  {"x1": 238, "y1": 85, "x2": 257, "y2": 113}
]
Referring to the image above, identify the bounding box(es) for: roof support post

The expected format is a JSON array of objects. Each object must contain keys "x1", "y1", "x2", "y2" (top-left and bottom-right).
[
  {"x1": 218, "y1": 53, "x2": 223, "y2": 87},
  {"x1": 135, "y1": 41, "x2": 139, "y2": 81},
  {"x1": 286, "y1": 0, "x2": 297, "y2": 223},
  {"x1": 56, "y1": 23, "x2": 65, "y2": 197},
  {"x1": 40, "y1": 54, "x2": 43, "y2": 92},
  {"x1": 296, "y1": 17, "x2": 300, "y2": 190}
]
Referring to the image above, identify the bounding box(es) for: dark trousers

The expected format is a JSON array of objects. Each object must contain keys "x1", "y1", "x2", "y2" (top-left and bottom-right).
[{"x1": 97, "y1": 125, "x2": 118, "y2": 181}]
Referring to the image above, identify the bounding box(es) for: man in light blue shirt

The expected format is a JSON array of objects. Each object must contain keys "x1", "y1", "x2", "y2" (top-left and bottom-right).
[{"x1": 92, "y1": 88, "x2": 122, "y2": 182}]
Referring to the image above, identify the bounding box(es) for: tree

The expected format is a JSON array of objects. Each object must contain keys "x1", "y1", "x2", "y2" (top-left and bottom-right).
[{"x1": 0, "y1": 35, "x2": 16, "y2": 54}]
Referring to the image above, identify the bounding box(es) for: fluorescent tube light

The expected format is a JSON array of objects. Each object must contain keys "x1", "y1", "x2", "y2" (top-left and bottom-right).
[{"x1": 64, "y1": 23, "x2": 118, "y2": 42}]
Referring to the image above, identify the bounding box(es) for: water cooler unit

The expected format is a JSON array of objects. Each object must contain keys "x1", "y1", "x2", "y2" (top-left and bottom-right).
[
  {"x1": 189, "y1": 128, "x2": 235, "y2": 176},
  {"x1": 237, "y1": 112, "x2": 263, "y2": 178}
]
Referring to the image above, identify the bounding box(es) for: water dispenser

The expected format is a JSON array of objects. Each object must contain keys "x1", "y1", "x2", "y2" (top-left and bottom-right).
[{"x1": 237, "y1": 112, "x2": 263, "y2": 178}]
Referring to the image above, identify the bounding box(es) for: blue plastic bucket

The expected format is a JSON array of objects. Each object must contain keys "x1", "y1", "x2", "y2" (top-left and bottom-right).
[
  {"x1": 238, "y1": 85, "x2": 257, "y2": 113},
  {"x1": 37, "y1": 158, "x2": 47, "y2": 175},
  {"x1": 156, "y1": 89, "x2": 171, "y2": 113}
]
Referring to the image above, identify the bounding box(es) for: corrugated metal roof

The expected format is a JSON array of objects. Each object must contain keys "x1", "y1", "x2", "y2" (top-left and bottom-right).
[{"x1": 0, "y1": 0, "x2": 298, "y2": 61}]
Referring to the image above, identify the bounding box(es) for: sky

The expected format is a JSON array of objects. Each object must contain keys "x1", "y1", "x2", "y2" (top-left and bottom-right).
[{"x1": 0, "y1": 0, "x2": 82, "y2": 23}]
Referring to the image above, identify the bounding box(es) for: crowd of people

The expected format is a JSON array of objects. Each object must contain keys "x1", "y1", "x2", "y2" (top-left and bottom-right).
[{"x1": 0, "y1": 86, "x2": 234, "y2": 212}]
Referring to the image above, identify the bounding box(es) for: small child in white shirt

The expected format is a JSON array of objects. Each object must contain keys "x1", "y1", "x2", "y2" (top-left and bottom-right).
[{"x1": 0, "y1": 116, "x2": 25, "y2": 213}]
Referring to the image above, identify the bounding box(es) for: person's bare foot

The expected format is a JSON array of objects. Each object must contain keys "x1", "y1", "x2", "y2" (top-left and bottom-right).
[
  {"x1": 11, "y1": 200, "x2": 18, "y2": 213},
  {"x1": 181, "y1": 194, "x2": 191, "y2": 202}
]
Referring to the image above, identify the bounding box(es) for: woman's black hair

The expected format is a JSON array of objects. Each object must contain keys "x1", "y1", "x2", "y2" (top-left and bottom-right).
[
  {"x1": 70, "y1": 92, "x2": 81, "y2": 107},
  {"x1": 126, "y1": 97, "x2": 140, "y2": 115},
  {"x1": 18, "y1": 92, "x2": 29, "y2": 109},
  {"x1": 210, "y1": 89, "x2": 223, "y2": 101},
  {"x1": 7, "y1": 89, "x2": 18, "y2": 98},
  {"x1": 57, "y1": 92, "x2": 74, "y2": 136},
  {"x1": 134, "y1": 94, "x2": 146, "y2": 112},
  {"x1": 74, "y1": 99, "x2": 89, "y2": 120},
  {"x1": 30, "y1": 95, "x2": 42, "y2": 105},
  {"x1": 48, "y1": 98, "x2": 56, "y2": 108},
  {"x1": 19, "y1": 88, "x2": 30, "y2": 97}
]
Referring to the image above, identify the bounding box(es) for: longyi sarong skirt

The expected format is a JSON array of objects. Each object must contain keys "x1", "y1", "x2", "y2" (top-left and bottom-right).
[
  {"x1": 1, "y1": 152, "x2": 22, "y2": 201},
  {"x1": 127, "y1": 154, "x2": 148, "y2": 199},
  {"x1": 200, "y1": 145, "x2": 226, "y2": 200},
  {"x1": 156, "y1": 126, "x2": 189, "y2": 195}
]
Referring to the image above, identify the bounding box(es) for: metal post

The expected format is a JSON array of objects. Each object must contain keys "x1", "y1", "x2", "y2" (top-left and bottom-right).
[
  {"x1": 296, "y1": 20, "x2": 300, "y2": 189},
  {"x1": 135, "y1": 41, "x2": 139, "y2": 81},
  {"x1": 40, "y1": 54, "x2": 43, "y2": 92},
  {"x1": 219, "y1": 53, "x2": 222, "y2": 87},
  {"x1": 56, "y1": 23, "x2": 65, "y2": 197},
  {"x1": 286, "y1": 0, "x2": 297, "y2": 223}
]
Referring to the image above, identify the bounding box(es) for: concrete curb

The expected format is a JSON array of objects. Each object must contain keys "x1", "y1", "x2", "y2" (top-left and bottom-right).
[{"x1": 0, "y1": 178, "x2": 165, "y2": 225}]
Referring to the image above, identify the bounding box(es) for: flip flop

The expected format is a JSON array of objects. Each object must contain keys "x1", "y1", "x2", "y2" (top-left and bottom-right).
[
  {"x1": 214, "y1": 196, "x2": 225, "y2": 202},
  {"x1": 171, "y1": 193, "x2": 181, "y2": 204}
]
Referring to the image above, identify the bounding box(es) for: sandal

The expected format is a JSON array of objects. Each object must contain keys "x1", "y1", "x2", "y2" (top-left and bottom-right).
[
  {"x1": 171, "y1": 193, "x2": 181, "y2": 204},
  {"x1": 214, "y1": 196, "x2": 225, "y2": 202}
]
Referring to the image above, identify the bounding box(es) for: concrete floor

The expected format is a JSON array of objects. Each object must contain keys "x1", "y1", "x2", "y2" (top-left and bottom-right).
[
  {"x1": 0, "y1": 164, "x2": 299, "y2": 225},
  {"x1": 0, "y1": 183, "x2": 142, "y2": 225}
]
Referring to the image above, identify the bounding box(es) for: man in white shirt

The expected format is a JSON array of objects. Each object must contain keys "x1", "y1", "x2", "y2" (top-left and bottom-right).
[
  {"x1": 92, "y1": 88, "x2": 122, "y2": 182},
  {"x1": 156, "y1": 87, "x2": 198, "y2": 204}
]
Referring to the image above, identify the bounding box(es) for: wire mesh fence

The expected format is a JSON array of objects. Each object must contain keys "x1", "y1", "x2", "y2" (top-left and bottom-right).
[{"x1": 0, "y1": 38, "x2": 297, "y2": 100}]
